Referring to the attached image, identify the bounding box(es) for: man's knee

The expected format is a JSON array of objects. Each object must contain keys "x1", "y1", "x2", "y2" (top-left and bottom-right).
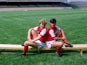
[
  {"x1": 24, "y1": 41, "x2": 29, "y2": 46},
  {"x1": 31, "y1": 29, "x2": 37, "y2": 38},
  {"x1": 58, "y1": 42, "x2": 63, "y2": 46},
  {"x1": 31, "y1": 28, "x2": 37, "y2": 33}
]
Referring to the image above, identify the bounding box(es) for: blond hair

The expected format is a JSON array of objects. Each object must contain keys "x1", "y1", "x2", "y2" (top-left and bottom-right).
[{"x1": 39, "y1": 18, "x2": 47, "y2": 26}]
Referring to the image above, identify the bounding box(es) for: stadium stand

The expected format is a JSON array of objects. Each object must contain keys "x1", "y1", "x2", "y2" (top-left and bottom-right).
[
  {"x1": 0, "y1": 0, "x2": 87, "y2": 8},
  {"x1": 70, "y1": 2, "x2": 87, "y2": 8},
  {"x1": 0, "y1": 0, "x2": 72, "y2": 8}
]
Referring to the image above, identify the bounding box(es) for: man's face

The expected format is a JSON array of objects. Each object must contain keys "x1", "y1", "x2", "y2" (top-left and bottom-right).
[
  {"x1": 39, "y1": 23, "x2": 45, "y2": 28},
  {"x1": 50, "y1": 22, "x2": 56, "y2": 27}
]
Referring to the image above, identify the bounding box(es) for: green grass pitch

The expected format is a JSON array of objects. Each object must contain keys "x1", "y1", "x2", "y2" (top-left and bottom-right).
[{"x1": 0, "y1": 9, "x2": 87, "y2": 65}]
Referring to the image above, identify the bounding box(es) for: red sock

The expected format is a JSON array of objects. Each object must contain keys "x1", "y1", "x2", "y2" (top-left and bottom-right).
[
  {"x1": 56, "y1": 46, "x2": 62, "y2": 54},
  {"x1": 23, "y1": 46, "x2": 28, "y2": 55}
]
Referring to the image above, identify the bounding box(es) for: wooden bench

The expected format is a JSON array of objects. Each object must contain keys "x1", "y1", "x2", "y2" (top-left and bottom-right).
[{"x1": 0, "y1": 44, "x2": 87, "y2": 56}]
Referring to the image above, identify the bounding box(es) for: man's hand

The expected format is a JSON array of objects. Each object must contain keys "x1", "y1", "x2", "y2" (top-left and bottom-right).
[
  {"x1": 27, "y1": 40, "x2": 33, "y2": 44},
  {"x1": 55, "y1": 37, "x2": 62, "y2": 40}
]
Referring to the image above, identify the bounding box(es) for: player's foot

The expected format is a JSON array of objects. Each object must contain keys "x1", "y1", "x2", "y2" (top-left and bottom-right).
[
  {"x1": 20, "y1": 53, "x2": 26, "y2": 57},
  {"x1": 56, "y1": 52, "x2": 63, "y2": 57},
  {"x1": 65, "y1": 43, "x2": 73, "y2": 47},
  {"x1": 18, "y1": 53, "x2": 26, "y2": 58}
]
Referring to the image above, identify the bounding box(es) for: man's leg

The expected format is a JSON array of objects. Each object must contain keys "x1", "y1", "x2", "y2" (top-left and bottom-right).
[
  {"x1": 22, "y1": 41, "x2": 29, "y2": 55},
  {"x1": 22, "y1": 29, "x2": 38, "y2": 55},
  {"x1": 28, "y1": 28, "x2": 37, "y2": 41},
  {"x1": 22, "y1": 41, "x2": 38, "y2": 56},
  {"x1": 59, "y1": 33, "x2": 68, "y2": 44},
  {"x1": 51, "y1": 41, "x2": 63, "y2": 57},
  {"x1": 59, "y1": 33, "x2": 73, "y2": 47}
]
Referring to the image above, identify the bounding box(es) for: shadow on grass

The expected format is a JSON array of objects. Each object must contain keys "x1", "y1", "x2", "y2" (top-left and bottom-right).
[{"x1": 0, "y1": 49, "x2": 87, "y2": 56}]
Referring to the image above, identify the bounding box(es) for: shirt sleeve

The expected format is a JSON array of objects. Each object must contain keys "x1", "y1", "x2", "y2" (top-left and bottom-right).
[
  {"x1": 49, "y1": 29, "x2": 56, "y2": 37},
  {"x1": 40, "y1": 29, "x2": 46, "y2": 36},
  {"x1": 56, "y1": 26, "x2": 61, "y2": 31}
]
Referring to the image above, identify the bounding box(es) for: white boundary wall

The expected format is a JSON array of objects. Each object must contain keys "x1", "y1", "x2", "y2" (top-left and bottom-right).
[{"x1": 67, "y1": 0, "x2": 87, "y2": 3}]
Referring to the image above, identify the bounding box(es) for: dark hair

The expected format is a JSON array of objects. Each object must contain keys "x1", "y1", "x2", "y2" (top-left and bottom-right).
[{"x1": 50, "y1": 18, "x2": 56, "y2": 24}]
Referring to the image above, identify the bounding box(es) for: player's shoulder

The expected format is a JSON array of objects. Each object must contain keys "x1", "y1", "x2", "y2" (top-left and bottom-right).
[
  {"x1": 55, "y1": 26, "x2": 60, "y2": 28},
  {"x1": 56, "y1": 26, "x2": 61, "y2": 29}
]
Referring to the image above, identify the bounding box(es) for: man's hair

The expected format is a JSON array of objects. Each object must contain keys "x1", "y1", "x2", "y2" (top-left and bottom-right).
[
  {"x1": 39, "y1": 18, "x2": 47, "y2": 26},
  {"x1": 50, "y1": 18, "x2": 56, "y2": 24}
]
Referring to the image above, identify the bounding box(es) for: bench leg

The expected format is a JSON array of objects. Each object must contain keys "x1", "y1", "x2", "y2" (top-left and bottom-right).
[{"x1": 80, "y1": 49, "x2": 83, "y2": 56}]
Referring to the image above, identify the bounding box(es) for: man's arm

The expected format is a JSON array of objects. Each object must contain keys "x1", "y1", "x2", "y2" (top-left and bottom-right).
[
  {"x1": 58, "y1": 29, "x2": 66, "y2": 40},
  {"x1": 31, "y1": 28, "x2": 46, "y2": 42},
  {"x1": 32, "y1": 35, "x2": 42, "y2": 42}
]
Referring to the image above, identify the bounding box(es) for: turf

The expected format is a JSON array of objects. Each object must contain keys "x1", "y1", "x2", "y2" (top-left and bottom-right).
[{"x1": 0, "y1": 9, "x2": 87, "y2": 65}]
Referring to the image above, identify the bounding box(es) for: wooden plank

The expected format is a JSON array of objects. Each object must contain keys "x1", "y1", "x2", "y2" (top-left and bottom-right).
[
  {"x1": 40, "y1": 44, "x2": 87, "y2": 50},
  {"x1": 0, "y1": 44, "x2": 87, "y2": 50},
  {"x1": 0, "y1": 44, "x2": 87, "y2": 56},
  {"x1": 0, "y1": 44, "x2": 32, "y2": 50},
  {"x1": 62, "y1": 44, "x2": 87, "y2": 50},
  {"x1": 80, "y1": 49, "x2": 83, "y2": 56}
]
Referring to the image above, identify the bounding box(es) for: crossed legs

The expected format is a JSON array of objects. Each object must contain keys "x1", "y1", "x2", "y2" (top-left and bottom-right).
[{"x1": 23, "y1": 28, "x2": 38, "y2": 55}]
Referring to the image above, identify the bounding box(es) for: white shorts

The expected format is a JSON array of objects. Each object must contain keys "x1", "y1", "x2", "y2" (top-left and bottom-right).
[
  {"x1": 46, "y1": 40, "x2": 56, "y2": 48},
  {"x1": 35, "y1": 40, "x2": 47, "y2": 48}
]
